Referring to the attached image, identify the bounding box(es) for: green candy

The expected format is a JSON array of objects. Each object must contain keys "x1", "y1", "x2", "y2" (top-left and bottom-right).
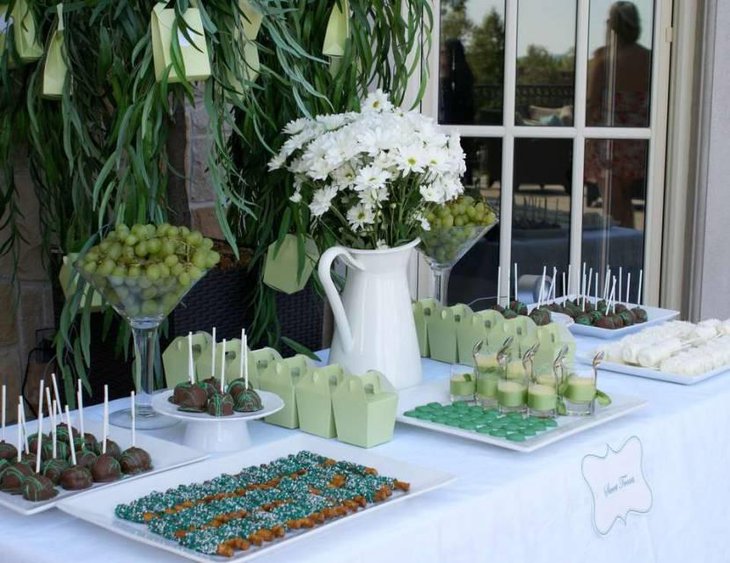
[
  {"x1": 489, "y1": 428, "x2": 508, "y2": 437},
  {"x1": 506, "y1": 433, "x2": 526, "y2": 442}
]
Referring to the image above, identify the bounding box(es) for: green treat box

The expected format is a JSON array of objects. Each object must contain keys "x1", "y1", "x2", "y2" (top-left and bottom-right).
[
  {"x1": 457, "y1": 309, "x2": 505, "y2": 365},
  {"x1": 332, "y1": 371, "x2": 398, "y2": 448},
  {"x1": 428, "y1": 304, "x2": 472, "y2": 364},
  {"x1": 501, "y1": 316, "x2": 538, "y2": 358},
  {"x1": 259, "y1": 354, "x2": 310, "y2": 428},
  {"x1": 163, "y1": 331, "x2": 212, "y2": 388},
  {"x1": 295, "y1": 364, "x2": 346, "y2": 439},
  {"x1": 151, "y1": 4, "x2": 211, "y2": 83},
  {"x1": 412, "y1": 298, "x2": 439, "y2": 357},
  {"x1": 534, "y1": 324, "x2": 576, "y2": 374},
  {"x1": 262, "y1": 234, "x2": 320, "y2": 295},
  {"x1": 246, "y1": 347, "x2": 283, "y2": 390}
]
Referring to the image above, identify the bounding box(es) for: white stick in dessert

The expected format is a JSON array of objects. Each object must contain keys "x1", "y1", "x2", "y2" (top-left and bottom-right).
[
  {"x1": 567, "y1": 264, "x2": 572, "y2": 296},
  {"x1": 211, "y1": 327, "x2": 217, "y2": 380},
  {"x1": 626, "y1": 272, "x2": 632, "y2": 304},
  {"x1": 608, "y1": 278, "x2": 617, "y2": 313},
  {"x1": 551, "y1": 266, "x2": 557, "y2": 303},
  {"x1": 65, "y1": 405, "x2": 76, "y2": 466},
  {"x1": 77, "y1": 379, "x2": 84, "y2": 439},
  {"x1": 51, "y1": 400, "x2": 57, "y2": 459},
  {"x1": 619, "y1": 266, "x2": 623, "y2": 303},
  {"x1": 514, "y1": 263, "x2": 518, "y2": 301},
  {"x1": 239, "y1": 329, "x2": 245, "y2": 381},
  {"x1": 587, "y1": 268, "x2": 593, "y2": 304},
  {"x1": 187, "y1": 332, "x2": 195, "y2": 384},
  {"x1": 595, "y1": 273, "x2": 599, "y2": 305},
  {"x1": 496, "y1": 266, "x2": 501, "y2": 307},
  {"x1": 244, "y1": 333, "x2": 249, "y2": 390},
  {"x1": 45, "y1": 387, "x2": 53, "y2": 430},
  {"x1": 16, "y1": 401, "x2": 22, "y2": 462},
  {"x1": 638, "y1": 269, "x2": 643, "y2": 306},
  {"x1": 102, "y1": 385, "x2": 109, "y2": 455},
  {"x1": 581, "y1": 262, "x2": 586, "y2": 297},
  {"x1": 131, "y1": 391, "x2": 136, "y2": 448},
  {"x1": 562, "y1": 271, "x2": 567, "y2": 298},
  {"x1": 35, "y1": 407, "x2": 43, "y2": 474},
  {"x1": 220, "y1": 339, "x2": 227, "y2": 392},
  {"x1": 50, "y1": 373, "x2": 62, "y2": 412},
  {"x1": 19, "y1": 399, "x2": 29, "y2": 454},
  {"x1": 1, "y1": 384, "x2": 5, "y2": 442},
  {"x1": 38, "y1": 379, "x2": 45, "y2": 422},
  {"x1": 603, "y1": 270, "x2": 611, "y2": 302}
]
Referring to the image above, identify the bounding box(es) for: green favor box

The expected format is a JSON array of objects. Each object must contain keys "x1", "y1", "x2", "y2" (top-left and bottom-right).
[
  {"x1": 247, "y1": 347, "x2": 283, "y2": 390},
  {"x1": 295, "y1": 365, "x2": 346, "y2": 439},
  {"x1": 533, "y1": 324, "x2": 576, "y2": 375},
  {"x1": 162, "y1": 331, "x2": 212, "y2": 388},
  {"x1": 456, "y1": 309, "x2": 506, "y2": 366},
  {"x1": 412, "y1": 298, "x2": 438, "y2": 357},
  {"x1": 501, "y1": 316, "x2": 538, "y2": 357},
  {"x1": 262, "y1": 234, "x2": 320, "y2": 295},
  {"x1": 332, "y1": 371, "x2": 397, "y2": 448},
  {"x1": 428, "y1": 304, "x2": 471, "y2": 364},
  {"x1": 259, "y1": 354, "x2": 310, "y2": 428}
]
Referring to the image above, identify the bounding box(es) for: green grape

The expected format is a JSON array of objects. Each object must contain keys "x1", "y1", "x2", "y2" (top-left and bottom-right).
[
  {"x1": 97, "y1": 259, "x2": 115, "y2": 276},
  {"x1": 204, "y1": 251, "x2": 220, "y2": 268},
  {"x1": 188, "y1": 265, "x2": 203, "y2": 281},
  {"x1": 201, "y1": 238, "x2": 214, "y2": 250},
  {"x1": 107, "y1": 243, "x2": 123, "y2": 261},
  {"x1": 146, "y1": 238, "x2": 162, "y2": 255},
  {"x1": 156, "y1": 223, "x2": 171, "y2": 237},
  {"x1": 138, "y1": 276, "x2": 152, "y2": 290},
  {"x1": 141, "y1": 287, "x2": 158, "y2": 300},
  {"x1": 121, "y1": 246, "x2": 135, "y2": 261},
  {"x1": 125, "y1": 234, "x2": 139, "y2": 247},
  {"x1": 179, "y1": 226, "x2": 190, "y2": 236},
  {"x1": 167, "y1": 226, "x2": 180, "y2": 237},
  {"x1": 186, "y1": 231, "x2": 203, "y2": 246},
  {"x1": 141, "y1": 301, "x2": 157, "y2": 316},
  {"x1": 161, "y1": 240, "x2": 176, "y2": 256},
  {"x1": 131, "y1": 224, "x2": 147, "y2": 238},
  {"x1": 171, "y1": 263, "x2": 184, "y2": 276},
  {"x1": 99, "y1": 240, "x2": 112, "y2": 252},
  {"x1": 146, "y1": 264, "x2": 161, "y2": 281},
  {"x1": 134, "y1": 242, "x2": 148, "y2": 258},
  {"x1": 157, "y1": 264, "x2": 170, "y2": 278},
  {"x1": 111, "y1": 265, "x2": 127, "y2": 278},
  {"x1": 83, "y1": 261, "x2": 98, "y2": 274},
  {"x1": 191, "y1": 252, "x2": 207, "y2": 269},
  {"x1": 178, "y1": 272, "x2": 191, "y2": 287}
]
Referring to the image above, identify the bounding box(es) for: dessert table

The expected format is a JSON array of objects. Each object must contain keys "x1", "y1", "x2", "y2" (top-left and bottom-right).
[{"x1": 3, "y1": 334, "x2": 730, "y2": 563}]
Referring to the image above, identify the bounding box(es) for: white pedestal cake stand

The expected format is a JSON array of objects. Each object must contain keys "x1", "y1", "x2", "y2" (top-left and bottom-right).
[{"x1": 151, "y1": 390, "x2": 284, "y2": 453}]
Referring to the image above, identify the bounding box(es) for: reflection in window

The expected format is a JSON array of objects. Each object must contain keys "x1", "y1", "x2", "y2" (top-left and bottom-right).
[
  {"x1": 439, "y1": 1, "x2": 505, "y2": 126},
  {"x1": 582, "y1": 138, "x2": 648, "y2": 298},
  {"x1": 448, "y1": 138, "x2": 502, "y2": 308},
  {"x1": 586, "y1": 0, "x2": 654, "y2": 127},
  {"x1": 516, "y1": 0, "x2": 576, "y2": 126}
]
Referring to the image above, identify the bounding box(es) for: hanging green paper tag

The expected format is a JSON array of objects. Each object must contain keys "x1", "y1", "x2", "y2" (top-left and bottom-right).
[
  {"x1": 150, "y1": 3, "x2": 211, "y2": 83},
  {"x1": 239, "y1": 0, "x2": 263, "y2": 40},
  {"x1": 322, "y1": 0, "x2": 350, "y2": 57},
  {"x1": 42, "y1": 4, "x2": 67, "y2": 99},
  {"x1": 12, "y1": 0, "x2": 43, "y2": 63}
]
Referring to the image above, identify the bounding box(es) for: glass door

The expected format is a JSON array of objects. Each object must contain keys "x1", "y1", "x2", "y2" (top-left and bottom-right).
[{"x1": 420, "y1": 0, "x2": 671, "y2": 307}]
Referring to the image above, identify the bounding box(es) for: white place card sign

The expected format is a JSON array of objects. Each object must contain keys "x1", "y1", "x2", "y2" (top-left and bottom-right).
[{"x1": 582, "y1": 435, "x2": 653, "y2": 535}]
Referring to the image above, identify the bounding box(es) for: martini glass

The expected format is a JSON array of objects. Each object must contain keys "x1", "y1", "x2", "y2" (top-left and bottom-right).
[
  {"x1": 419, "y1": 221, "x2": 498, "y2": 305},
  {"x1": 75, "y1": 262, "x2": 209, "y2": 429}
]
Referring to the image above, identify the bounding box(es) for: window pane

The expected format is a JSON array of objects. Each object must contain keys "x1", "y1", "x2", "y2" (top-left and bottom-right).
[
  {"x1": 586, "y1": 0, "x2": 654, "y2": 127},
  {"x1": 448, "y1": 138, "x2": 503, "y2": 307},
  {"x1": 510, "y1": 139, "x2": 572, "y2": 301},
  {"x1": 439, "y1": 1, "x2": 506, "y2": 126},
  {"x1": 582, "y1": 139, "x2": 648, "y2": 302},
  {"x1": 516, "y1": 0, "x2": 577, "y2": 126}
]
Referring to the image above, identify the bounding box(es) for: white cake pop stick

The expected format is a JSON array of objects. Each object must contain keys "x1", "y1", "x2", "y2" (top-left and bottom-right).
[
  {"x1": 77, "y1": 379, "x2": 84, "y2": 439},
  {"x1": 619, "y1": 267, "x2": 623, "y2": 304},
  {"x1": 567, "y1": 264, "x2": 572, "y2": 296},
  {"x1": 603, "y1": 270, "x2": 610, "y2": 302},
  {"x1": 211, "y1": 327, "x2": 217, "y2": 380},
  {"x1": 38, "y1": 379, "x2": 45, "y2": 421},
  {"x1": 16, "y1": 401, "x2": 21, "y2": 462},
  {"x1": 19, "y1": 400, "x2": 28, "y2": 454},
  {"x1": 638, "y1": 270, "x2": 643, "y2": 306},
  {"x1": 45, "y1": 387, "x2": 53, "y2": 429},
  {"x1": 220, "y1": 339, "x2": 227, "y2": 393},
  {"x1": 562, "y1": 271, "x2": 566, "y2": 299},
  {"x1": 131, "y1": 391, "x2": 136, "y2": 448},
  {"x1": 595, "y1": 272, "x2": 599, "y2": 305},
  {"x1": 50, "y1": 373, "x2": 62, "y2": 412},
  {"x1": 496, "y1": 266, "x2": 502, "y2": 307},
  {"x1": 35, "y1": 407, "x2": 43, "y2": 473},
  {"x1": 609, "y1": 278, "x2": 617, "y2": 313},
  {"x1": 239, "y1": 329, "x2": 245, "y2": 381},
  {"x1": 581, "y1": 262, "x2": 586, "y2": 297},
  {"x1": 51, "y1": 400, "x2": 57, "y2": 459},
  {"x1": 550, "y1": 267, "x2": 557, "y2": 303},
  {"x1": 187, "y1": 332, "x2": 194, "y2": 384},
  {"x1": 65, "y1": 405, "x2": 76, "y2": 466},
  {"x1": 514, "y1": 263, "x2": 518, "y2": 302},
  {"x1": 103, "y1": 385, "x2": 109, "y2": 455},
  {"x1": 244, "y1": 333, "x2": 249, "y2": 390},
  {"x1": 626, "y1": 272, "x2": 632, "y2": 304},
  {"x1": 1, "y1": 384, "x2": 5, "y2": 442}
]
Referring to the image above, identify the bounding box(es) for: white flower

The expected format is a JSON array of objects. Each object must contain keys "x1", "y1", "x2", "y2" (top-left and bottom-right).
[
  {"x1": 283, "y1": 117, "x2": 309, "y2": 135},
  {"x1": 346, "y1": 203, "x2": 375, "y2": 230},
  {"x1": 413, "y1": 212, "x2": 431, "y2": 231},
  {"x1": 268, "y1": 151, "x2": 286, "y2": 171},
  {"x1": 376, "y1": 239, "x2": 389, "y2": 249},
  {"x1": 290, "y1": 190, "x2": 302, "y2": 203},
  {"x1": 353, "y1": 164, "x2": 390, "y2": 191},
  {"x1": 395, "y1": 144, "x2": 428, "y2": 175},
  {"x1": 362, "y1": 89, "x2": 393, "y2": 113},
  {"x1": 358, "y1": 186, "x2": 389, "y2": 206},
  {"x1": 309, "y1": 186, "x2": 338, "y2": 217}
]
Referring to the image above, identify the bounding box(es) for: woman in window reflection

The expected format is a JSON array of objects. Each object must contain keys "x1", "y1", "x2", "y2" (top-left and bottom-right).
[
  {"x1": 585, "y1": 2, "x2": 651, "y2": 228},
  {"x1": 439, "y1": 38, "x2": 475, "y2": 125}
]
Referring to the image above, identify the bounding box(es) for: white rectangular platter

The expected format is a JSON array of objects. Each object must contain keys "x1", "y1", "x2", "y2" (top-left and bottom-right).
[
  {"x1": 57, "y1": 434, "x2": 455, "y2": 562},
  {"x1": 530, "y1": 298, "x2": 679, "y2": 339},
  {"x1": 580, "y1": 357, "x2": 730, "y2": 385},
  {"x1": 396, "y1": 380, "x2": 645, "y2": 453},
  {"x1": 1, "y1": 418, "x2": 207, "y2": 516}
]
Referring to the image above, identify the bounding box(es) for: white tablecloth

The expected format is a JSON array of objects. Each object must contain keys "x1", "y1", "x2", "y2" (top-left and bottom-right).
[{"x1": 3, "y1": 336, "x2": 730, "y2": 563}]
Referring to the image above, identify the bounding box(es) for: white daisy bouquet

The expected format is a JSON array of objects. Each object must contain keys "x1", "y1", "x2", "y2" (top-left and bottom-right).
[{"x1": 268, "y1": 90, "x2": 467, "y2": 249}]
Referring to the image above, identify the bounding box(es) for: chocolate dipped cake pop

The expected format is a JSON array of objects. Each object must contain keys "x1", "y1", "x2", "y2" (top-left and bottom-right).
[
  {"x1": 91, "y1": 453, "x2": 122, "y2": 483},
  {"x1": 207, "y1": 393, "x2": 235, "y2": 417},
  {"x1": 120, "y1": 447, "x2": 152, "y2": 475},
  {"x1": 21, "y1": 474, "x2": 57, "y2": 502},
  {"x1": 55, "y1": 423, "x2": 78, "y2": 443},
  {"x1": 60, "y1": 465, "x2": 93, "y2": 490},
  {"x1": 0, "y1": 461, "x2": 33, "y2": 491},
  {"x1": 42, "y1": 458, "x2": 69, "y2": 485},
  {"x1": 76, "y1": 449, "x2": 98, "y2": 469},
  {"x1": 233, "y1": 387, "x2": 263, "y2": 413},
  {"x1": 200, "y1": 377, "x2": 221, "y2": 398},
  {"x1": 95, "y1": 439, "x2": 121, "y2": 460},
  {"x1": 0, "y1": 441, "x2": 17, "y2": 461},
  {"x1": 170, "y1": 383, "x2": 208, "y2": 412}
]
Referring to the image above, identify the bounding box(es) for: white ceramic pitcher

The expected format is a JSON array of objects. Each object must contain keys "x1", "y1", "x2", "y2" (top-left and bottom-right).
[{"x1": 318, "y1": 239, "x2": 422, "y2": 389}]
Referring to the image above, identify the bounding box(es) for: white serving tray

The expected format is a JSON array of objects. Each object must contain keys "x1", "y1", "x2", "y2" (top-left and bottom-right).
[
  {"x1": 152, "y1": 389, "x2": 284, "y2": 422},
  {"x1": 57, "y1": 434, "x2": 455, "y2": 562},
  {"x1": 579, "y1": 356, "x2": 730, "y2": 385},
  {"x1": 528, "y1": 299, "x2": 679, "y2": 339},
  {"x1": 0, "y1": 418, "x2": 207, "y2": 516},
  {"x1": 396, "y1": 380, "x2": 645, "y2": 453}
]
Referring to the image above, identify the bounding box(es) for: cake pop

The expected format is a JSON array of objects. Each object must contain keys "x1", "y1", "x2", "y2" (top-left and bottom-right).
[{"x1": 21, "y1": 474, "x2": 57, "y2": 502}]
